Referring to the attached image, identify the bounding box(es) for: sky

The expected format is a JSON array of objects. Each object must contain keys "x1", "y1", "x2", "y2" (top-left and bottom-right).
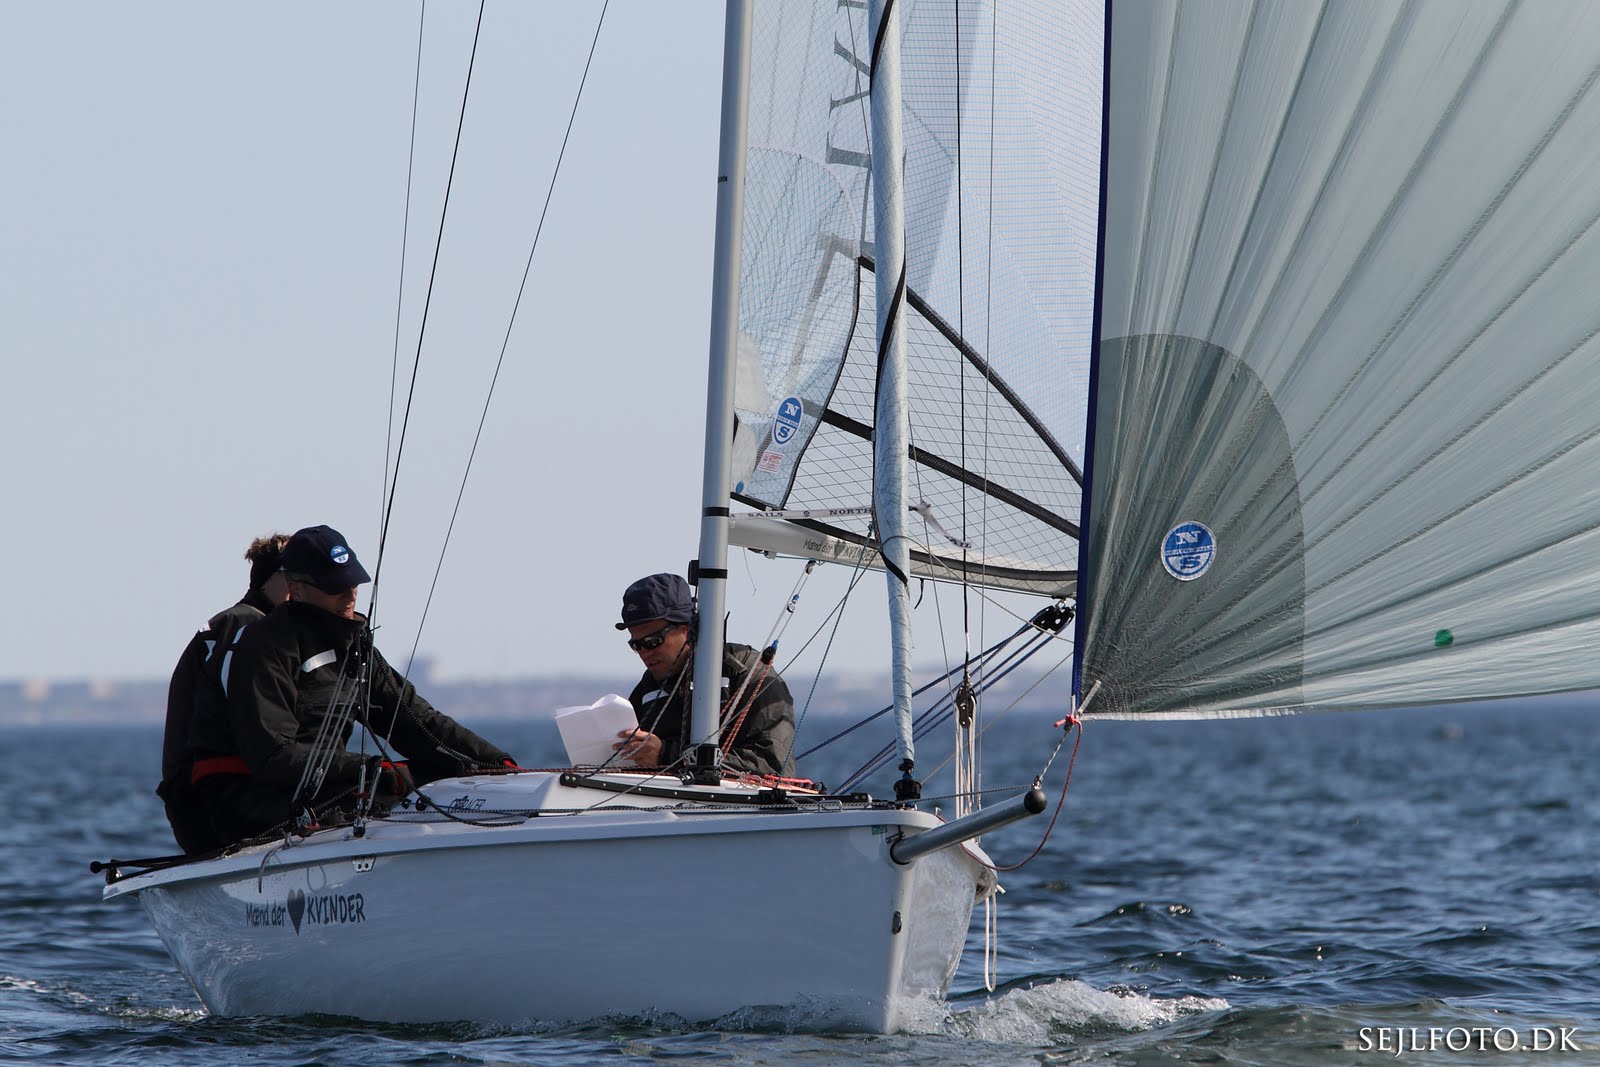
[{"x1": 0, "y1": 1, "x2": 1065, "y2": 689}]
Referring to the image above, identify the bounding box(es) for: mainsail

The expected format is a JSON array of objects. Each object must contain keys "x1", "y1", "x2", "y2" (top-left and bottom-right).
[
  {"x1": 726, "y1": 0, "x2": 1102, "y2": 596},
  {"x1": 1077, "y1": 0, "x2": 1600, "y2": 716}
]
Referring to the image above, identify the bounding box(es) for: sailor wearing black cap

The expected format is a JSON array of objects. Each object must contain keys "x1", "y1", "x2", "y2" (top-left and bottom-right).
[
  {"x1": 614, "y1": 573, "x2": 796, "y2": 778},
  {"x1": 195, "y1": 525, "x2": 514, "y2": 845}
]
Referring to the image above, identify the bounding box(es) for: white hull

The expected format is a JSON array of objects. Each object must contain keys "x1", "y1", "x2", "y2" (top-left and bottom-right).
[{"x1": 106, "y1": 772, "x2": 995, "y2": 1031}]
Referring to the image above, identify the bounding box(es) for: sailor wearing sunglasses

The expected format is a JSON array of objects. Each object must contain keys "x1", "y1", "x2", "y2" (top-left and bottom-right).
[{"x1": 613, "y1": 573, "x2": 796, "y2": 778}]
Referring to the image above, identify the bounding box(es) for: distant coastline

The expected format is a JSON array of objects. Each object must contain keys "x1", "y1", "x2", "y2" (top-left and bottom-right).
[
  {"x1": 0, "y1": 665, "x2": 1030, "y2": 728},
  {"x1": 12, "y1": 671, "x2": 1588, "y2": 729}
]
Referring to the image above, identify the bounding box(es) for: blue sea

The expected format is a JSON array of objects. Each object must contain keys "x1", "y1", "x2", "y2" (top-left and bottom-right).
[{"x1": 4, "y1": 697, "x2": 1598, "y2": 1065}]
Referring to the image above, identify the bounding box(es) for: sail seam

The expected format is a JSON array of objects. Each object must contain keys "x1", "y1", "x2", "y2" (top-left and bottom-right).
[
  {"x1": 1200, "y1": 1, "x2": 1330, "y2": 344},
  {"x1": 1287, "y1": 3, "x2": 1519, "y2": 453},
  {"x1": 1232, "y1": 4, "x2": 1416, "y2": 364},
  {"x1": 1166, "y1": 0, "x2": 1261, "y2": 337},
  {"x1": 1296, "y1": 56, "x2": 1600, "y2": 506}
]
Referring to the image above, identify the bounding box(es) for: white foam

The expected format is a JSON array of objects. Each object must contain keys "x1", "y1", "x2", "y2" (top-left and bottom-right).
[
  {"x1": 714, "y1": 994, "x2": 893, "y2": 1034},
  {"x1": 899, "y1": 979, "x2": 1228, "y2": 1043},
  {"x1": 0, "y1": 975, "x2": 51, "y2": 996},
  {"x1": 448, "y1": 982, "x2": 1229, "y2": 1040}
]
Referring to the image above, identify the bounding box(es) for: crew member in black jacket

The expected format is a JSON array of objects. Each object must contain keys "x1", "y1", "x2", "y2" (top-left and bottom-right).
[
  {"x1": 159, "y1": 532, "x2": 290, "y2": 852},
  {"x1": 612, "y1": 572, "x2": 796, "y2": 778},
  {"x1": 195, "y1": 524, "x2": 513, "y2": 846}
]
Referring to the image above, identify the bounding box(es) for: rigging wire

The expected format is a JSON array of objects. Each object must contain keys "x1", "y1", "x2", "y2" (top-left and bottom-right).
[
  {"x1": 776, "y1": 543, "x2": 874, "y2": 676},
  {"x1": 916, "y1": 643, "x2": 1073, "y2": 782},
  {"x1": 835, "y1": 621, "x2": 1061, "y2": 792},
  {"x1": 759, "y1": 559, "x2": 817, "y2": 652},
  {"x1": 795, "y1": 614, "x2": 1039, "y2": 759},
  {"x1": 400, "y1": 0, "x2": 612, "y2": 680},
  {"x1": 370, "y1": 0, "x2": 487, "y2": 626},
  {"x1": 322, "y1": 0, "x2": 485, "y2": 801},
  {"x1": 782, "y1": 539, "x2": 875, "y2": 760},
  {"x1": 383, "y1": 1, "x2": 428, "y2": 533},
  {"x1": 965, "y1": 716, "x2": 1083, "y2": 873},
  {"x1": 363, "y1": 3, "x2": 429, "y2": 811},
  {"x1": 289, "y1": 654, "x2": 370, "y2": 815}
]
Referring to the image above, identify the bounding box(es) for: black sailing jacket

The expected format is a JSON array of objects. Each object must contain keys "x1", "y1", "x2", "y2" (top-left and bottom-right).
[
  {"x1": 161, "y1": 586, "x2": 275, "y2": 789},
  {"x1": 626, "y1": 642, "x2": 796, "y2": 778},
  {"x1": 226, "y1": 601, "x2": 511, "y2": 800}
]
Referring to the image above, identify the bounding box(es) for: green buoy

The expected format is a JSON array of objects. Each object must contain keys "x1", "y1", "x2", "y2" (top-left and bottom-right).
[{"x1": 1434, "y1": 628, "x2": 1454, "y2": 648}]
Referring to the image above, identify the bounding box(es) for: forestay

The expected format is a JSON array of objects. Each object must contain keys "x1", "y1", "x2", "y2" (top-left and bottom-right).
[
  {"x1": 1077, "y1": 0, "x2": 1600, "y2": 716},
  {"x1": 725, "y1": 0, "x2": 1102, "y2": 596}
]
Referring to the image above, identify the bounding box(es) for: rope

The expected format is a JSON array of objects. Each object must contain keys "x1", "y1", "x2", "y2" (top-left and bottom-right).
[
  {"x1": 720, "y1": 658, "x2": 773, "y2": 754},
  {"x1": 964, "y1": 716, "x2": 1083, "y2": 873}
]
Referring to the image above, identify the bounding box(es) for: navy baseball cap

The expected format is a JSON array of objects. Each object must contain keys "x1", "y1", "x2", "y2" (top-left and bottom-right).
[
  {"x1": 281, "y1": 525, "x2": 372, "y2": 593},
  {"x1": 615, "y1": 573, "x2": 695, "y2": 630}
]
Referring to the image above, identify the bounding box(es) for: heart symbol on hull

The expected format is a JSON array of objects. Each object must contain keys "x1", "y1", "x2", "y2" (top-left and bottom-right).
[{"x1": 287, "y1": 888, "x2": 305, "y2": 934}]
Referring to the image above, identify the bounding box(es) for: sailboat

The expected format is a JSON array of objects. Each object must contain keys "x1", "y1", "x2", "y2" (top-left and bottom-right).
[
  {"x1": 97, "y1": 0, "x2": 1082, "y2": 1032},
  {"x1": 99, "y1": 0, "x2": 1600, "y2": 1032}
]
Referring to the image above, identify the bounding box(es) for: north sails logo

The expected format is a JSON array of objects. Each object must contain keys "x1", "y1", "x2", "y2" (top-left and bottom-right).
[{"x1": 1160, "y1": 521, "x2": 1216, "y2": 581}]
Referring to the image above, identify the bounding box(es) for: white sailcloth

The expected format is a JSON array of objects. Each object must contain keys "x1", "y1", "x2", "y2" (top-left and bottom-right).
[{"x1": 1078, "y1": 0, "x2": 1600, "y2": 716}]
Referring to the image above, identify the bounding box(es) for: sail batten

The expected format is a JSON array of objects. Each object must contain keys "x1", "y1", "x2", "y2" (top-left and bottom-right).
[{"x1": 732, "y1": 0, "x2": 1100, "y2": 600}]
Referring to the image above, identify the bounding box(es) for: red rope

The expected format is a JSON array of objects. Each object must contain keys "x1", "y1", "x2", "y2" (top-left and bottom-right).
[
  {"x1": 720, "y1": 661, "x2": 773, "y2": 754},
  {"x1": 968, "y1": 716, "x2": 1084, "y2": 873},
  {"x1": 719, "y1": 769, "x2": 822, "y2": 791},
  {"x1": 496, "y1": 764, "x2": 823, "y2": 793}
]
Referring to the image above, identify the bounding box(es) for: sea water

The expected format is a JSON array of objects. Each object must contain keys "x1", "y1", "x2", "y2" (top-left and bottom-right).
[{"x1": 4, "y1": 698, "x2": 1597, "y2": 1065}]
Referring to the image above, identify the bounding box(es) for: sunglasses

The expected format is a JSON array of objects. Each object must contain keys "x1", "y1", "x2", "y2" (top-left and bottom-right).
[
  {"x1": 627, "y1": 623, "x2": 677, "y2": 652},
  {"x1": 288, "y1": 572, "x2": 358, "y2": 595}
]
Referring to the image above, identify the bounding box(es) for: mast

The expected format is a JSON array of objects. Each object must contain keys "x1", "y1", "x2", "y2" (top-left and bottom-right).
[
  {"x1": 688, "y1": 0, "x2": 755, "y2": 784},
  {"x1": 868, "y1": 0, "x2": 919, "y2": 800}
]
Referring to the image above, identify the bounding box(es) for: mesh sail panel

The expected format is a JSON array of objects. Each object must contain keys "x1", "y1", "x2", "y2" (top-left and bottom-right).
[
  {"x1": 1079, "y1": 0, "x2": 1600, "y2": 716},
  {"x1": 731, "y1": 0, "x2": 1101, "y2": 593},
  {"x1": 735, "y1": 261, "x2": 1080, "y2": 594}
]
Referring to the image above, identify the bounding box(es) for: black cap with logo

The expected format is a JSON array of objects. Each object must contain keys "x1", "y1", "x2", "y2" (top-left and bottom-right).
[{"x1": 281, "y1": 525, "x2": 372, "y2": 593}]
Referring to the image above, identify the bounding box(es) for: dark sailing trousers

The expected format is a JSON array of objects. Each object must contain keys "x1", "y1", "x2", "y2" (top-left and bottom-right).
[{"x1": 157, "y1": 777, "x2": 219, "y2": 854}]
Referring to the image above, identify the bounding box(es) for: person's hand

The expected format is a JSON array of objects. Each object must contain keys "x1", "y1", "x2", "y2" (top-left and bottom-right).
[
  {"x1": 613, "y1": 728, "x2": 662, "y2": 767},
  {"x1": 381, "y1": 760, "x2": 416, "y2": 799}
]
